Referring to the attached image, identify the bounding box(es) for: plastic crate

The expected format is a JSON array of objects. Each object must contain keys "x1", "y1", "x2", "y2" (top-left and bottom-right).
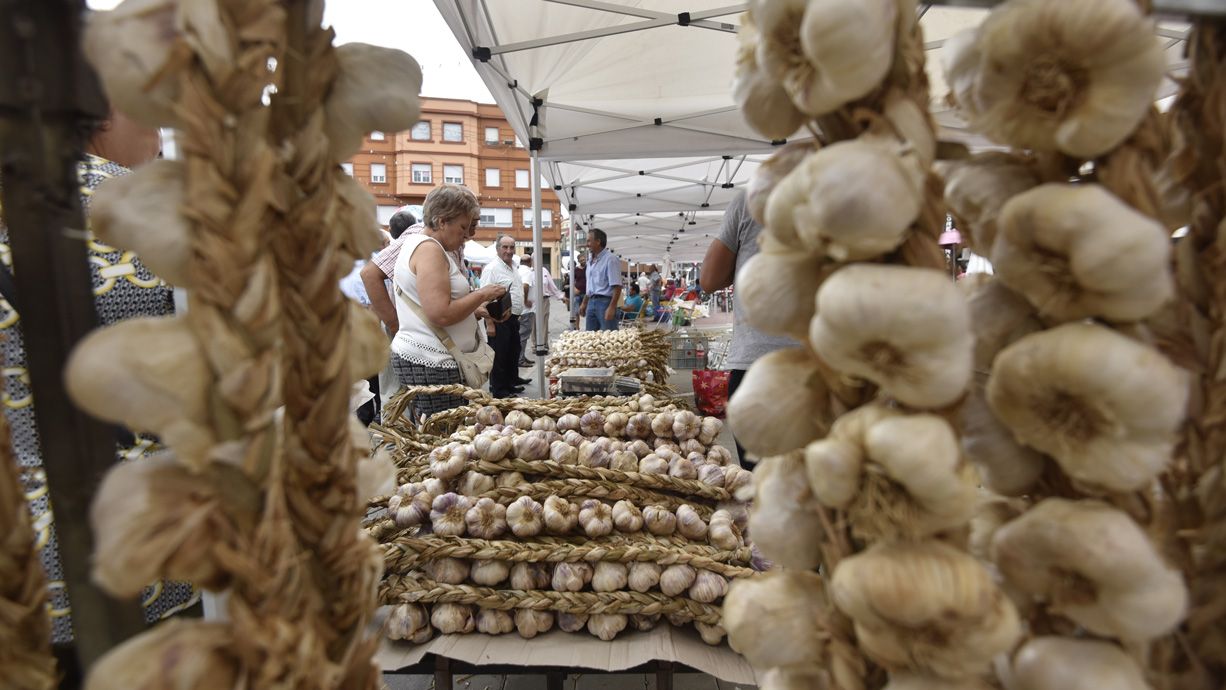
[{"x1": 668, "y1": 332, "x2": 708, "y2": 370}]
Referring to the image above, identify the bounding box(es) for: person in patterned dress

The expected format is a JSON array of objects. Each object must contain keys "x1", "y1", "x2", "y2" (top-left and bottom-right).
[{"x1": 0, "y1": 108, "x2": 200, "y2": 649}]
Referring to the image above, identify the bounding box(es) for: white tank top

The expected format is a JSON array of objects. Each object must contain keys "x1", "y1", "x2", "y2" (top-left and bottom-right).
[{"x1": 391, "y1": 234, "x2": 481, "y2": 368}]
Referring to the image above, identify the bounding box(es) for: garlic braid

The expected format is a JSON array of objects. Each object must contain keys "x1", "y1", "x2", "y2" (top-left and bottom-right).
[{"x1": 0, "y1": 414, "x2": 55, "y2": 690}]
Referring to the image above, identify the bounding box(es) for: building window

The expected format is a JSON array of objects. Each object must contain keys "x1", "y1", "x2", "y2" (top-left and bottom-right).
[
  {"x1": 485, "y1": 168, "x2": 500, "y2": 187},
  {"x1": 411, "y1": 163, "x2": 431, "y2": 184},
  {"x1": 515, "y1": 169, "x2": 530, "y2": 189},
  {"x1": 370, "y1": 163, "x2": 387, "y2": 184},
  {"x1": 522, "y1": 209, "x2": 553, "y2": 227},
  {"x1": 443, "y1": 164, "x2": 464, "y2": 185},
  {"x1": 411, "y1": 121, "x2": 431, "y2": 140},
  {"x1": 443, "y1": 122, "x2": 463, "y2": 142},
  {"x1": 340, "y1": 163, "x2": 354, "y2": 176},
  {"x1": 370, "y1": 130, "x2": 385, "y2": 141},
  {"x1": 480, "y1": 207, "x2": 513, "y2": 227},
  {"x1": 484, "y1": 127, "x2": 500, "y2": 144}
]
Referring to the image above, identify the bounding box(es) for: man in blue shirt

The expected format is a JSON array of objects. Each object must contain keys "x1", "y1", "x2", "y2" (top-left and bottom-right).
[{"x1": 578, "y1": 228, "x2": 623, "y2": 331}]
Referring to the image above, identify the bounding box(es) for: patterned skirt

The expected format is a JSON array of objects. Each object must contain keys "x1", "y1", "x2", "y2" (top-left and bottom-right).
[{"x1": 388, "y1": 355, "x2": 465, "y2": 423}]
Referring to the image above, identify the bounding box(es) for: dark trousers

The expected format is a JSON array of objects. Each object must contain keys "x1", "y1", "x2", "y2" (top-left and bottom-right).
[
  {"x1": 728, "y1": 368, "x2": 750, "y2": 468},
  {"x1": 491, "y1": 314, "x2": 521, "y2": 396}
]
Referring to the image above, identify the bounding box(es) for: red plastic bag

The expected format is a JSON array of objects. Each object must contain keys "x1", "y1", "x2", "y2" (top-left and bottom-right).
[{"x1": 692, "y1": 369, "x2": 731, "y2": 418}]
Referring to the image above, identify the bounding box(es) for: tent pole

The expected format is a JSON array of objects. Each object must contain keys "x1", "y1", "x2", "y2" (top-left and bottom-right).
[{"x1": 531, "y1": 149, "x2": 547, "y2": 398}]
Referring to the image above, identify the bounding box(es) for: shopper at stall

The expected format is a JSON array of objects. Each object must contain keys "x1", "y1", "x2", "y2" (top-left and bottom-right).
[
  {"x1": 647, "y1": 263, "x2": 663, "y2": 315},
  {"x1": 700, "y1": 190, "x2": 798, "y2": 466},
  {"x1": 362, "y1": 206, "x2": 437, "y2": 335},
  {"x1": 390, "y1": 185, "x2": 506, "y2": 418},
  {"x1": 481, "y1": 235, "x2": 531, "y2": 397},
  {"x1": 570, "y1": 252, "x2": 587, "y2": 329},
  {"x1": 0, "y1": 107, "x2": 199, "y2": 657},
  {"x1": 519, "y1": 254, "x2": 568, "y2": 362},
  {"x1": 579, "y1": 228, "x2": 623, "y2": 331},
  {"x1": 619, "y1": 284, "x2": 646, "y2": 320}
]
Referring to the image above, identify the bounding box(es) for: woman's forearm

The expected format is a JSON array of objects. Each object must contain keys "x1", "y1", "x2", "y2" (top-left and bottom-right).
[{"x1": 425, "y1": 288, "x2": 490, "y2": 327}]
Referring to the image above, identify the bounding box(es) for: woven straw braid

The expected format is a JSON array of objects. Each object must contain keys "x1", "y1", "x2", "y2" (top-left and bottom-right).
[
  {"x1": 381, "y1": 535, "x2": 754, "y2": 578},
  {"x1": 379, "y1": 574, "x2": 723, "y2": 624},
  {"x1": 472, "y1": 459, "x2": 729, "y2": 502}
]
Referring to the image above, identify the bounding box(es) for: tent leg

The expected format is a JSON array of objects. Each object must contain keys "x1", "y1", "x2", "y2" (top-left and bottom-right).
[{"x1": 531, "y1": 149, "x2": 547, "y2": 398}]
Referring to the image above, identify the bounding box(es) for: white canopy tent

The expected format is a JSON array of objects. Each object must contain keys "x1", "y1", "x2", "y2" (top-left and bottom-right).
[{"x1": 431, "y1": 0, "x2": 1197, "y2": 393}]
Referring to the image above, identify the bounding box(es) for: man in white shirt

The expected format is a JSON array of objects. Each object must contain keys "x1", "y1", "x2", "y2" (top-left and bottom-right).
[
  {"x1": 520, "y1": 253, "x2": 568, "y2": 363},
  {"x1": 516, "y1": 253, "x2": 536, "y2": 367},
  {"x1": 480, "y1": 236, "x2": 530, "y2": 397}
]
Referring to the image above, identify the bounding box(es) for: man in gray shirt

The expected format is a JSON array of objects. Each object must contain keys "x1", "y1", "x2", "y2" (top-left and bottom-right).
[{"x1": 700, "y1": 190, "x2": 798, "y2": 466}]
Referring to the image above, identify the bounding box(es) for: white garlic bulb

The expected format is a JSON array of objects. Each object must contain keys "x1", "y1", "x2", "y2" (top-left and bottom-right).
[
  {"x1": 580, "y1": 411, "x2": 605, "y2": 436},
  {"x1": 549, "y1": 440, "x2": 579, "y2": 465},
  {"x1": 505, "y1": 410, "x2": 534, "y2": 431},
  {"x1": 470, "y1": 559, "x2": 511, "y2": 587},
  {"x1": 750, "y1": 452, "x2": 823, "y2": 570},
  {"x1": 659, "y1": 565, "x2": 697, "y2": 597},
  {"x1": 603, "y1": 412, "x2": 629, "y2": 437},
  {"x1": 728, "y1": 348, "x2": 830, "y2": 457},
  {"x1": 765, "y1": 140, "x2": 923, "y2": 261},
  {"x1": 513, "y1": 432, "x2": 550, "y2": 461},
  {"x1": 579, "y1": 499, "x2": 614, "y2": 538},
  {"x1": 475, "y1": 608, "x2": 515, "y2": 635},
  {"x1": 697, "y1": 464, "x2": 726, "y2": 488},
  {"x1": 630, "y1": 614, "x2": 660, "y2": 632},
  {"x1": 514, "y1": 610, "x2": 554, "y2": 639},
  {"x1": 803, "y1": 437, "x2": 863, "y2": 510},
  {"x1": 754, "y1": 0, "x2": 896, "y2": 117},
  {"x1": 552, "y1": 562, "x2": 593, "y2": 592},
  {"x1": 627, "y1": 563, "x2": 662, "y2": 593},
  {"x1": 993, "y1": 183, "x2": 1173, "y2": 323},
  {"x1": 694, "y1": 621, "x2": 725, "y2": 646},
  {"x1": 626, "y1": 440, "x2": 653, "y2": 458},
  {"x1": 591, "y1": 562, "x2": 629, "y2": 593},
  {"x1": 587, "y1": 614, "x2": 628, "y2": 641},
  {"x1": 732, "y1": 10, "x2": 806, "y2": 139},
  {"x1": 942, "y1": 0, "x2": 1165, "y2": 159},
  {"x1": 496, "y1": 471, "x2": 527, "y2": 489},
  {"x1": 707, "y1": 445, "x2": 733, "y2": 467},
  {"x1": 510, "y1": 562, "x2": 553, "y2": 591},
  {"x1": 668, "y1": 456, "x2": 697, "y2": 480},
  {"x1": 430, "y1": 493, "x2": 472, "y2": 537},
  {"x1": 324, "y1": 43, "x2": 423, "y2": 161},
  {"x1": 609, "y1": 450, "x2": 639, "y2": 473},
  {"x1": 563, "y1": 430, "x2": 585, "y2": 448},
  {"x1": 746, "y1": 140, "x2": 818, "y2": 226},
  {"x1": 543, "y1": 496, "x2": 579, "y2": 535},
  {"x1": 475, "y1": 406, "x2": 504, "y2": 426},
  {"x1": 431, "y1": 604, "x2": 475, "y2": 634},
  {"x1": 425, "y1": 558, "x2": 470, "y2": 585},
  {"x1": 740, "y1": 250, "x2": 834, "y2": 342},
  {"x1": 481, "y1": 435, "x2": 513, "y2": 463},
  {"x1": 672, "y1": 410, "x2": 701, "y2": 441},
  {"x1": 810, "y1": 265, "x2": 972, "y2": 409},
  {"x1": 557, "y1": 413, "x2": 582, "y2": 432},
  {"x1": 638, "y1": 454, "x2": 669, "y2": 475},
  {"x1": 723, "y1": 571, "x2": 829, "y2": 670},
  {"x1": 987, "y1": 323, "x2": 1188, "y2": 493},
  {"x1": 557, "y1": 612, "x2": 588, "y2": 633},
  {"x1": 612, "y1": 500, "x2": 644, "y2": 533},
  {"x1": 688, "y1": 570, "x2": 727, "y2": 603},
  {"x1": 532, "y1": 416, "x2": 557, "y2": 432},
  {"x1": 428, "y1": 444, "x2": 468, "y2": 481},
  {"x1": 422, "y1": 477, "x2": 446, "y2": 496},
  {"x1": 708, "y1": 509, "x2": 742, "y2": 550},
  {"x1": 832, "y1": 540, "x2": 1021, "y2": 679},
  {"x1": 625, "y1": 413, "x2": 653, "y2": 439},
  {"x1": 676, "y1": 505, "x2": 708, "y2": 541},
  {"x1": 457, "y1": 470, "x2": 495, "y2": 497},
  {"x1": 386, "y1": 603, "x2": 432, "y2": 643},
  {"x1": 505, "y1": 496, "x2": 544, "y2": 538},
  {"x1": 90, "y1": 160, "x2": 195, "y2": 289},
  {"x1": 678, "y1": 439, "x2": 705, "y2": 456},
  {"x1": 697, "y1": 417, "x2": 723, "y2": 446},
  {"x1": 991, "y1": 498, "x2": 1187, "y2": 641},
  {"x1": 393, "y1": 490, "x2": 433, "y2": 528},
  {"x1": 464, "y1": 497, "x2": 508, "y2": 540},
  {"x1": 650, "y1": 411, "x2": 675, "y2": 439},
  {"x1": 578, "y1": 441, "x2": 610, "y2": 469},
  {"x1": 1006, "y1": 636, "x2": 1149, "y2": 690},
  {"x1": 643, "y1": 505, "x2": 677, "y2": 536}
]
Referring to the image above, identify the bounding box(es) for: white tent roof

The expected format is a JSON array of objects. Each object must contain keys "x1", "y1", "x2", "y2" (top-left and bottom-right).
[
  {"x1": 433, "y1": 0, "x2": 1192, "y2": 263},
  {"x1": 463, "y1": 239, "x2": 497, "y2": 264}
]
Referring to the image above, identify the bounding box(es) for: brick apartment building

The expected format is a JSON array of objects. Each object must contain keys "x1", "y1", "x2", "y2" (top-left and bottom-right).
[{"x1": 342, "y1": 97, "x2": 565, "y2": 274}]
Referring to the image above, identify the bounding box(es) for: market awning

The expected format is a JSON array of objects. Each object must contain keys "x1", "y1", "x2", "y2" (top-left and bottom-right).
[{"x1": 432, "y1": 0, "x2": 1191, "y2": 265}]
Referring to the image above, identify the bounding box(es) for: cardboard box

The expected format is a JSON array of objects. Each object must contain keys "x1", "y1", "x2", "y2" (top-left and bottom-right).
[{"x1": 377, "y1": 623, "x2": 758, "y2": 685}]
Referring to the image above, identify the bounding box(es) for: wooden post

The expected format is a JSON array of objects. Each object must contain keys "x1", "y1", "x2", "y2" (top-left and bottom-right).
[
  {"x1": 433, "y1": 655, "x2": 453, "y2": 690},
  {"x1": 656, "y1": 660, "x2": 674, "y2": 690},
  {"x1": 0, "y1": 0, "x2": 148, "y2": 675}
]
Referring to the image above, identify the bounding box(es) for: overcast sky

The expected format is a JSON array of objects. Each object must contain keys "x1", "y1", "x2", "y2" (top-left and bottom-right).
[{"x1": 86, "y1": 0, "x2": 495, "y2": 103}]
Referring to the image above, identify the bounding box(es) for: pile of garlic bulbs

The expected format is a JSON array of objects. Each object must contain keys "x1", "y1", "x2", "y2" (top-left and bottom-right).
[
  {"x1": 63, "y1": 1, "x2": 411, "y2": 688},
  {"x1": 545, "y1": 328, "x2": 673, "y2": 394},
  {"x1": 372, "y1": 398, "x2": 755, "y2": 645},
  {"x1": 723, "y1": 0, "x2": 1198, "y2": 689}
]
